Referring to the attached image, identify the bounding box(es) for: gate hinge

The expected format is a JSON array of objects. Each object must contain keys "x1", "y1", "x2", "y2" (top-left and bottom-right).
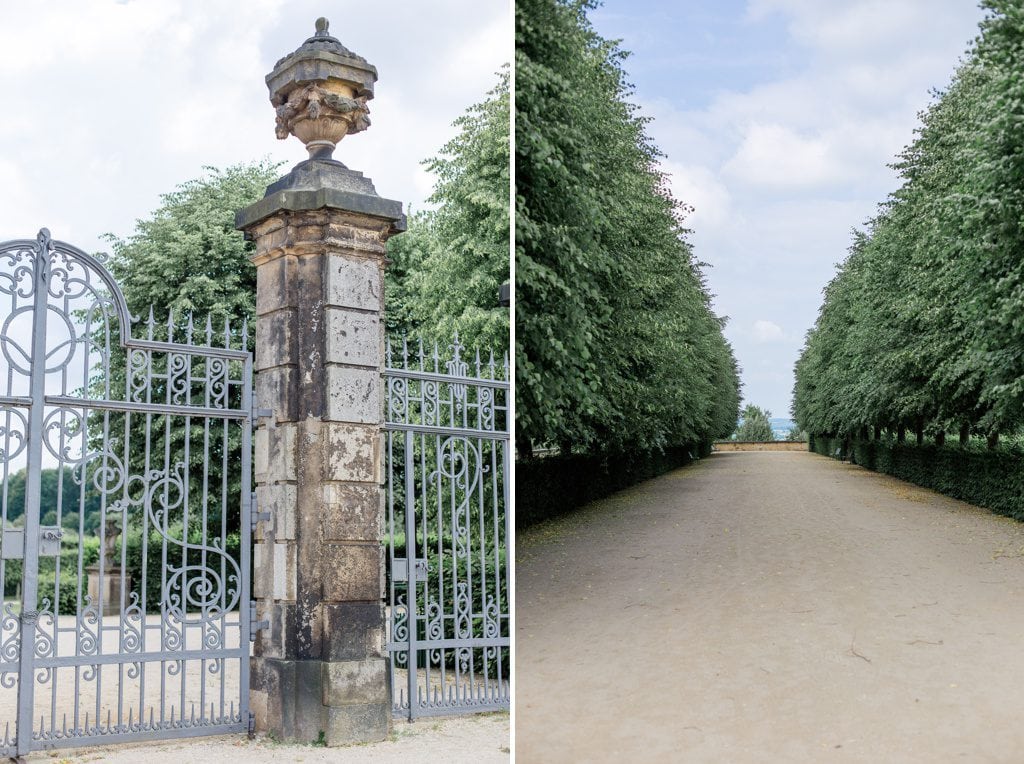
[
  {"x1": 249, "y1": 492, "x2": 272, "y2": 534},
  {"x1": 252, "y1": 397, "x2": 273, "y2": 424},
  {"x1": 250, "y1": 601, "x2": 269, "y2": 642}
]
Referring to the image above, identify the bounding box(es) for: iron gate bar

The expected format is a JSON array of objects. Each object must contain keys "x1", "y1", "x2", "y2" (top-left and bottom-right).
[
  {"x1": 14, "y1": 229, "x2": 51, "y2": 756},
  {"x1": 0, "y1": 231, "x2": 253, "y2": 757},
  {"x1": 383, "y1": 336, "x2": 510, "y2": 721}
]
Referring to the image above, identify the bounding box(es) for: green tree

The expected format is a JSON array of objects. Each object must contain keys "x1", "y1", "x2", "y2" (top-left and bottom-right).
[
  {"x1": 793, "y1": 2, "x2": 1024, "y2": 448},
  {"x1": 388, "y1": 71, "x2": 510, "y2": 354},
  {"x1": 735, "y1": 405, "x2": 774, "y2": 442},
  {"x1": 515, "y1": 0, "x2": 740, "y2": 456},
  {"x1": 92, "y1": 161, "x2": 281, "y2": 538},
  {"x1": 0, "y1": 467, "x2": 103, "y2": 531}
]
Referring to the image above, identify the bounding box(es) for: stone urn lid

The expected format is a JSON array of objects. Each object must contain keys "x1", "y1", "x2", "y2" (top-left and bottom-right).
[{"x1": 266, "y1": 18, "x2": 378, "y2": 161}]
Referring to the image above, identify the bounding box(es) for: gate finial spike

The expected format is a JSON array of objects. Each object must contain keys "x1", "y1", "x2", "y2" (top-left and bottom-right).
[
  {"x1": 242, "y1": 316, "x2": 249, "y2": 351},
  {"x1": 205, "y1": 313, "x2": 213, "y2": 344}
]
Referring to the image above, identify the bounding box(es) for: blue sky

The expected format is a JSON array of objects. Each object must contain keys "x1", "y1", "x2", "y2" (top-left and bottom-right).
[{"x1": 589, "y1": 0, "x2": 986, "y2": 419}]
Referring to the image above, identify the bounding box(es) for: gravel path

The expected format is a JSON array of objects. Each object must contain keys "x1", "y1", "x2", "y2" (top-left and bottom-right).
[
  {"x1": 516, "y1": 451, "x2": 1024, "y2": 762},
  {"x1": 33, "y1": 713, "x2": 509, "y2": 762}
]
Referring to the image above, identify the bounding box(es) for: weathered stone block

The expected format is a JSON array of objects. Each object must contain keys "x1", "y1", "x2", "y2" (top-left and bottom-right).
[
  {"x1": 255, "y1": 254, "x2": 298, "y2": 314},
  {"x1": 253, "y1": 542, "x2": 271, "y2": 599},
  {"x1": 273, "y1": 542, "x2": 297, "y2": 600},
  {"x1": 325, "y1": 365, "x2": 379, "y2": 424},
  {"x1": 323, "y1": 423, "x2": 379, "y2": 483},
  {"x1": 322, "y1": 483, "x2": 381, "y2": 541},
  {"x1": 321, "y1": 543, "x2": 383, "y2": 601},
  {"x1": 323, "y1": 658, "x2": 389, "y2": 706},
  {"x1": 326, "y1": 254, "x2": 382, "y2": 311},
  {"x1": 323, "y1": 603, "x2": 385, "y2": 661},
  {"x1": 325, "y1": 703, "x2": 390, "y2": 746},
  {"x1": 257, "y1": 483, "x2": 298, "y2": 541},
  {"x1": 254, "y1": 428, "x2": 268, "y2": 482},
  {"x1": 257, "y1": 424, "x2": 297, "y2": 483},
  {"x1": 325, "y1": 308, "x2": 381, "y2": 368},
  {"x1": 251, "y1": 658, "x2": 328, "y2": 743},
  {"x1": 256, "y1": 366, "x2": 299, "y2": 424},
  {"x1": 258, "y1": 602, "x2": 298, "y2": 660},
  {"x1": 255, "y1": 309, "x2": 297, "y2": 371}
]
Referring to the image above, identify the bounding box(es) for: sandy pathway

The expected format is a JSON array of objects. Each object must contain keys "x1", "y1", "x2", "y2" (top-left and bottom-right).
[{"x1": 516, "y1": 451, "x2": 1024, "y2": 762}]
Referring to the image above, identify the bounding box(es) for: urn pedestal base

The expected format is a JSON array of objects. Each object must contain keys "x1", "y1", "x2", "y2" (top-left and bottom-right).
[{"x1": 86, "y1": 565, "x2": 130, "y2": 617}]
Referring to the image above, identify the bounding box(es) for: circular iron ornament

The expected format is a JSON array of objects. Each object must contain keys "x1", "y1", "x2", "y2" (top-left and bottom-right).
[{"x1": 0, "y1": 305, "x2": 79, "y2": 375}]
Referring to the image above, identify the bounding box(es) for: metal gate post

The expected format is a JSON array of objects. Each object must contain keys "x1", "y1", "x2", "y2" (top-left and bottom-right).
[
  {"x1": 237, "y1": 18, "x2": 405, "y2": 746},
  {"x1": 14, "y1": 230, "x2": 52, "y2": 756}
]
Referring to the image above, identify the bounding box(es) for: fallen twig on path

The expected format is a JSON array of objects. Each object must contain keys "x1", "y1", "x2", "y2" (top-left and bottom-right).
[{"x1": 849, "y1": 635, "x2": 871, "y2": 663}]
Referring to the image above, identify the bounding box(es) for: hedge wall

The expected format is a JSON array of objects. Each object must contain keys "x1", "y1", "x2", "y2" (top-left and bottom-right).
[
  {"x1": 516, "y1": 441, "x2": 712, "y2": 529},
  {"x1": 810, "y1": 435, "x2": 1024, "y2": 520}
]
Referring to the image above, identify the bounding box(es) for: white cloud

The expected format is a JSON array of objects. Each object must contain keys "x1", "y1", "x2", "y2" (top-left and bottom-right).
[
  {"x1": 662, "y1": 161, "x2": 732, "y2": 228},
  {"x1": 752, "y1": 320, "x2": 786, "y2": 343},
  {"x1": 0, "y1": 0, "x2": 510, "y2": 255},
  {"x1": 616, "y1": 0, "x2": 984, "y2": 416},
  {"x1": 723, "y1": 124, "x2": 843, "y2": 189}
]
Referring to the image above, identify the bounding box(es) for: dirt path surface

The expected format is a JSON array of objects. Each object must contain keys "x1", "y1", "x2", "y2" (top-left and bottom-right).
[
  {"x1": 33, "y1": 713, "x2": 509, "y2": 763},
  {"x1": 517, "y1": 451, "x2": 1024, "y2": 763}
]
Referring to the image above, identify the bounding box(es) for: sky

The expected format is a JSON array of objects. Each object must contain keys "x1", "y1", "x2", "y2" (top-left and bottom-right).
[
  {"x1": 589, "y1": 0, "x2": 987, "y2": 420},
  {"x1": 0, "y1": 0, "x2": 509, "y2": 256}
]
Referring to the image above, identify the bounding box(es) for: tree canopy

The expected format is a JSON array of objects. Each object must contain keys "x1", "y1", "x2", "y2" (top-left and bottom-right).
[
  {"x1": 735, "y1": 405, "x2": 774, "y2": 442},
  {"x1": 516, "y1": 0, "x2": 740, "y2": 455},
  {"x1": 793, "y1": 0, "x2": 1024, "y2": 447},
  {"x1": 385, "y1": 70, "x2": 510, "y2": 353}
]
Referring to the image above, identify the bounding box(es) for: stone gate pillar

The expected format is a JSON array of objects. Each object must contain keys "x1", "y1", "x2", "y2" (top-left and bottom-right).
[{"x1": 236, "y1": 18, "x2": 405, "y2": 745}]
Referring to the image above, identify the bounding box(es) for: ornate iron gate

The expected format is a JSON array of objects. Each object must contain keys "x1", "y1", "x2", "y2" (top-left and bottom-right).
[
  {"x1": 0, "y1": 231, "x2": 253, "y2": 757},
  {"x1": 384, "y1": 337, "x2": 510, "y2": 719}
]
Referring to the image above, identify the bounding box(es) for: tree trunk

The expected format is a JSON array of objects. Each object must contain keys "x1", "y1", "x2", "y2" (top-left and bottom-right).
[
  {"x1": 987, "y1": 431, "x2": 999, "y2": 450},
  {"x1": 873, "y1": 426, "x2": 881, "y2": 441},
  {"x1": 959, "y1": 422, "x2": 970, "y2": 446},
  {"x1": 915, "y1": 419, "x2": 924, "y2": 446},
  {"x1": 897, "y1": 425, "x2": 906, "y2": 443},
  {"x1": 935, "y1": 430, "x2": 945, "y2": 447},
  {"x1": 859, "y1": 425, "x2": 869, "y2": 441}
]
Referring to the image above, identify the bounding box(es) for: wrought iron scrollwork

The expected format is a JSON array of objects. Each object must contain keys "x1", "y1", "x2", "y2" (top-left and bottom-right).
[
  {"x1": 384, "y1": 334, "x2": 509, "y2": 720},
  {"x1": 0, "y1": 231, "x2": 254, "y2": 753}
]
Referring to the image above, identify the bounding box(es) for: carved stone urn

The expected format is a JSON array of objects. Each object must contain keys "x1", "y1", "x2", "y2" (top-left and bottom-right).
[
  {"x1": 268, "y1": 17, "x2": 377, "y2": 161},
  {"x1": 236, "y1": 17, "x2": 404, "y2": 234}
]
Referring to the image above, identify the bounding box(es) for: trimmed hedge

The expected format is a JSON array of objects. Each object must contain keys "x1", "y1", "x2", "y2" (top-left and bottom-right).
[
  {"x1": 516, "y1": 442, "x2": 711, "y2": 529},
  {"x1": 810, "y1": 434, "x2": 1024, "y2": 520}
]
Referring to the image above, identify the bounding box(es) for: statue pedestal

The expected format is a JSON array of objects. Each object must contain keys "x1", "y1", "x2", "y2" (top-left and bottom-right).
[{"x1": 86, "y1": 565, "x2": 129, "y2": 617}]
